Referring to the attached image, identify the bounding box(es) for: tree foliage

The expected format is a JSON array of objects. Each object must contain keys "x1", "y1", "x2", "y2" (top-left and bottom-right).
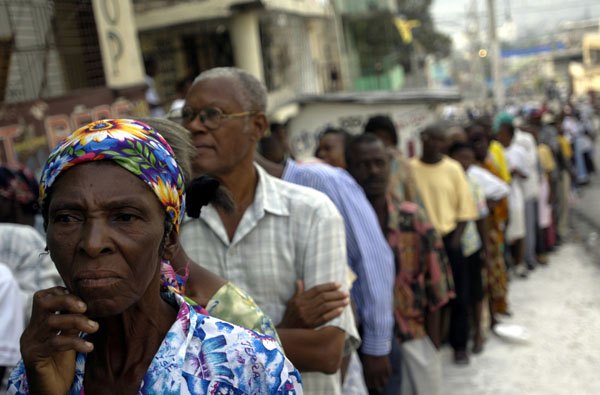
[
  {"x1": 344, "y1": 0, "x2": 451, "y2": 75},
  {"x1": 396, "y1": 0, "x2": 452, "y2": 58}
]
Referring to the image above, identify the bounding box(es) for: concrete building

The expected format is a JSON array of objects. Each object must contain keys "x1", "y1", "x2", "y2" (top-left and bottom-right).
[
  {"x1": 0, "y1": 0, "x2": 343, "y2": 172},
  {"x1": 334, "y1": 0, "x2": 405, "y2": 91},
  {"x1": 570, "y1": 33, "x2": 600, "y2": 96},
  {"x1": 0, "y1": 0, "x2": 148, "y2": 173},
  {"x1": 134, "y1": 0, "x2": 343, "y2": 113}
]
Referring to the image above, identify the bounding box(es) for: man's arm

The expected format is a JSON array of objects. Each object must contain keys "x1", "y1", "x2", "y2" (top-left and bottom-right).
[
  {"x1": 302, "y1": 171, "x2": 394, "y2": 357},
  {"x1": 450, "y1": 221, "x2": 467, "y2": 251},
  {"x1": 288, "y1": 193, "x2": 359, "y2": 373},
  {"x1": 336, "y1": 179, "x2": 395, "y2": 357},
  {"x1": 476, "y1": 217, "x2": 490, "y2": 265},
  {"x1": 277, "y1": 327, "x2": 345, "y2": 373},
  {"x1": 331, "y1": 181, "x2": 396, "y2": 389}
]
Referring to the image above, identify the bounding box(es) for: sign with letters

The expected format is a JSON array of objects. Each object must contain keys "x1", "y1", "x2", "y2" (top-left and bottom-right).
[
  {"x1": 0, "y1": 86, "x2": 148, "y2": 176},
  {"x1": 92, "y1": 0, "x2": 145, "y2": 88}
]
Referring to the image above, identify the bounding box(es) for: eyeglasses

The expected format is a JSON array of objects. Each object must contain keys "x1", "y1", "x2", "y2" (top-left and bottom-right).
[{"x1": 181, "y1": 106, "x2": 257, "y2": 130}]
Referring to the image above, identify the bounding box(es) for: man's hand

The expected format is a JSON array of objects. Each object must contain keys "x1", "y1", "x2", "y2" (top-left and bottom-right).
[
  {"x1": 278, "y1": 280, "x2": 349, "y2": 329},
  {"x1": 450, "y1": 232, "x2": 462, "y2": 252},
  {"x1": 361, "y1": 354, "x2": 392, "y2": 393}
]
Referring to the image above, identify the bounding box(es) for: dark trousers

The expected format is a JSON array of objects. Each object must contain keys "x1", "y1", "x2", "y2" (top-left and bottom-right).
[
  {"x1": 465, "y1": 250, "x2": 484, "y2": 303},
  {"x1": 443, "y1": 230, "x2": 469, "y2": 352}
]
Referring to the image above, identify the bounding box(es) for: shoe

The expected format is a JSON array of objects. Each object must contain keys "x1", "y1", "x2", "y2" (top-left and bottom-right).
[
  {"x1": 454, "y1": 350, "x2": 470, "y2": 365},
  {"x1": 515, "y1": 265, "x2": 529, "y2": 278},
  {"x1": 537, "y1": 254, "x2": 548, "y2": 265}
]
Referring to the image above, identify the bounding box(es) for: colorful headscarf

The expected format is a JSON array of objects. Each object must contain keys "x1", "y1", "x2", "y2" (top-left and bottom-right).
[{"x1": 40, "y1": 119, "x2": 185, "y2": 232}]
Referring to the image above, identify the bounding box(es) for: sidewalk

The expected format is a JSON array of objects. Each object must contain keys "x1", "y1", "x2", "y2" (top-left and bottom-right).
[{"x1": 440, "y1": 241, "x2": 600, "y2": 395}]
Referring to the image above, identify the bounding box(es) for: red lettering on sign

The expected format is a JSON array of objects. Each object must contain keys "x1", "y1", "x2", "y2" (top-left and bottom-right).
[
  {"x1": 72, "y1": 110, "x2": 93, "y2": 130},
  {"x1": 93, "y1": 104, "x2": 112, "y2": 121},
  {"x1": 112, "y1": 101, "x2": 132, "y2": 118},
  {"x1": 45, "y1": 115, "x2": 71, "y2": 150},
  {"x1": 0, "y1": 125, "x2": 22, "y2": 164}
]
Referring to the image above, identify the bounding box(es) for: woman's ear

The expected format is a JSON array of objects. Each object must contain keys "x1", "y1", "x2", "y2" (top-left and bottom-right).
[{"x1": 161, "y1": 228, "x2": 180, "y2": 262}]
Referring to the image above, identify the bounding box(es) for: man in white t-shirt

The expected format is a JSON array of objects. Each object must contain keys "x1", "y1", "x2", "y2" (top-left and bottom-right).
[{"x1": 511, "y1": 115, "x2": 540, "y2": 270}]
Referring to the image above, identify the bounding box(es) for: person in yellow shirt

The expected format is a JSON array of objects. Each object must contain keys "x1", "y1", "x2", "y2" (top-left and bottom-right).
[
  {"x1": 557, "y1": 118, "x2": 574, "y2": 242},
  {"x1": 411, "y1": 125, "x2": 478, "y2": 364},
  {"x1": 538, "y1": 142, "x2": 557, "y2": 258},
  {"x1": 484, "y1": 112, "x2": 513, "y2": 185},
  {"x1": 488, "y1": 140, "x2": 512, "y2": 184},
  {"x1": 466, "y1": 123, "x2": 510, "y2": 326}
]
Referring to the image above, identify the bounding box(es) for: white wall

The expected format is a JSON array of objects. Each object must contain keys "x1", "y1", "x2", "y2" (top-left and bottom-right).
[{"x1": 286, "y1": 102, "x2": 435, "y2": 158}]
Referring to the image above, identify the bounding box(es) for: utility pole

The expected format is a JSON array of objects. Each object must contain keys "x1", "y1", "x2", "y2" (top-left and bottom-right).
[
  {"x1": 467, "y1": 0, "x2": 486, "y2": 102},
  {"x1": 487, "y1": 0, "x2": 505, "y2": 108}
]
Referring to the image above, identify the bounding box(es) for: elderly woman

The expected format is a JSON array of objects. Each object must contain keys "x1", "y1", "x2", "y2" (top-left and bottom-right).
[{"x1": 8, "y1": 119, "x2": 301, "y2": 394}]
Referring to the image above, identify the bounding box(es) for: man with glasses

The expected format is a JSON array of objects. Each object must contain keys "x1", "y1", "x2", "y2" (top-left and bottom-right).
[{"x1": 179, "y1": 67, "x2": 359, "y2": 394}]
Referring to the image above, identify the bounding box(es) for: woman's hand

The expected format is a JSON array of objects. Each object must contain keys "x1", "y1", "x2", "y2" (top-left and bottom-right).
[{"x1": 21, "y1": 287, "x2": 99, "y2": 395}]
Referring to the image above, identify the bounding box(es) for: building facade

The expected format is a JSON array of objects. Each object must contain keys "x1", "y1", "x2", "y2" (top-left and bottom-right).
[{"x1": 134, "y1": 0, "x2": 343, "y2": 112}]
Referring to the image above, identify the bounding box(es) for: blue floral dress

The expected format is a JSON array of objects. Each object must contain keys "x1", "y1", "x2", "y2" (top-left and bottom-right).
[{"x1": 7, "y1": 292, "x2": 302, "y2": 394}]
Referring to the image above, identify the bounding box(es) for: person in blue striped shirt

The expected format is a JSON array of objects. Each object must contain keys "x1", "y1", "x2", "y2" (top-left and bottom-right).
[{"x1": 256, "y1": 152, "x2": 399, "y2": 394}]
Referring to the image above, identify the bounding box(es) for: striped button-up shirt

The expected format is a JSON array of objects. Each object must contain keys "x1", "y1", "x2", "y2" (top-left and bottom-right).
[
  {"x1": 180, "y1": 164, "x2": 360, "y2": 395},
  {"x1": 283, "y1": 160, "x2": 395, "y2": 356},
  {"x1": 0, "y1": 224, "x2": 63, "y2": 320}
]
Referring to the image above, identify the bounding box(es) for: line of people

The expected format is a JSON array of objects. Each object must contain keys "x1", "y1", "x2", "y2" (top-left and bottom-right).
[{"x1": 0, "y1": 66, "x2": 594, "y2": 395}]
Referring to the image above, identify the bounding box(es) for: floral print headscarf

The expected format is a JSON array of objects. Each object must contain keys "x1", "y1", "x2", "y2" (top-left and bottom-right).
[{"x1": 40, "y1": 119, "x2": 185, "y2": 232}]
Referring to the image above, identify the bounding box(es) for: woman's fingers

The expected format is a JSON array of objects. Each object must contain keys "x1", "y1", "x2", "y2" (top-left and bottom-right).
[
  {"x1": 46, "y1": 335, "x2": 94, "y2": 355},
  {"x1": 23, "y1": 287, "x2": 95, "y2": 360},
  {"x1": 46, "y1": 314, "x2": 99, "y2": 335},
  {"x1": 33, "y1": 290, "x2": 87, "y2": 317}
]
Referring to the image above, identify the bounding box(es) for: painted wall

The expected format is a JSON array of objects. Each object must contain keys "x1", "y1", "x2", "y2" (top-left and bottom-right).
[
  {"x1": 0, "y1": 86, "x2": 148, "y2": 175},
  {"x1": 286, "y1": 102, "x2": 435, "y2": 159}
]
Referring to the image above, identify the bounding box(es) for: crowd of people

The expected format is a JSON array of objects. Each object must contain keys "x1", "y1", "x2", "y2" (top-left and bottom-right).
[{"x1": 0, "y1": 66, "x2": 597, "y2": 395}]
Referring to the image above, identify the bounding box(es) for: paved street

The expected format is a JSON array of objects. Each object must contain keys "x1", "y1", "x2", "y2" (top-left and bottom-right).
[{"x1": 441, "y1": 155, "x2": 600, "y2": 395}]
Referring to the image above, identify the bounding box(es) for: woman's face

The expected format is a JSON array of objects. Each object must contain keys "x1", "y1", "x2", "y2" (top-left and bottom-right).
[{"x1": 46, "y1": 162, "x2": 175, "y2": 318}]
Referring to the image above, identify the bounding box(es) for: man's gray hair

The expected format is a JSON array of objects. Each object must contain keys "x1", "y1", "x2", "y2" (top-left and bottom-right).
[
  {"x1": 192, "y1": 67, "x2": 267, "y2": 113},
  {"x1": 133, "y1": 116, "x2": 235, "y2": 213}
]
